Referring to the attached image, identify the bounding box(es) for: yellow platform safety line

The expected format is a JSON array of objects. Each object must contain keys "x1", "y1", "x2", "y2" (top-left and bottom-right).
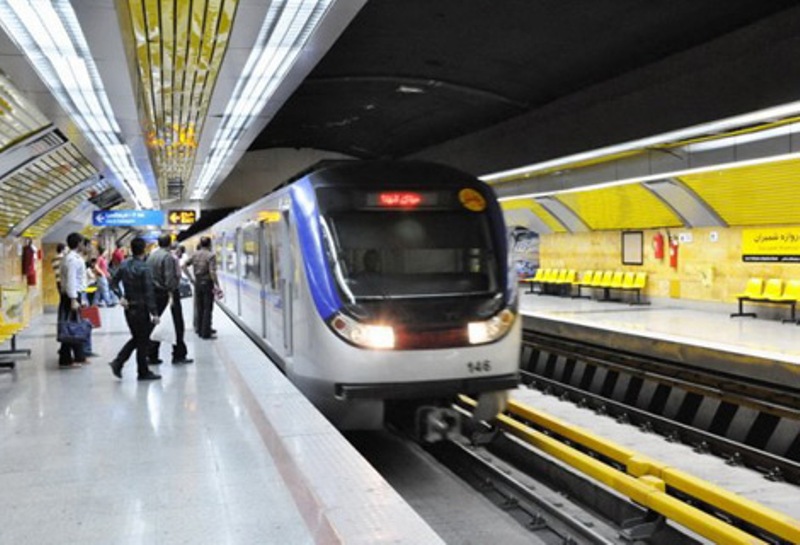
[{"x1": 458, "y1": 395, "x2": 800, "y2": 545}]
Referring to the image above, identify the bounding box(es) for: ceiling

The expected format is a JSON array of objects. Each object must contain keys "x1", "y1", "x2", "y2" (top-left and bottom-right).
[
  {"x1": 2, "y1": 0, "x2": 800, "y2": 240},
  {"x1": 251, "y1": 0, "x2": 799, "y2": 159}
]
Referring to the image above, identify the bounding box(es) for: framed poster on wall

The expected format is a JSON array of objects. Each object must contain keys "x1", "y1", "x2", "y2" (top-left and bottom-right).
[{"x1": 622, "y1": 231, "x2": 643, "y2": 265}]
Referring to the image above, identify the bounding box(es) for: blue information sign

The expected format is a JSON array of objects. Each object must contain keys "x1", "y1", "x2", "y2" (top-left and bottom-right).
[{"x1": 92, "y1": 210, "x2": 165, "y2": 227}]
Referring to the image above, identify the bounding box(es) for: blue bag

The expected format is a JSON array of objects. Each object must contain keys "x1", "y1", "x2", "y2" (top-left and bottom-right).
[{"x1": 57, "y1": 314, "x2": 92, "y2": 344}]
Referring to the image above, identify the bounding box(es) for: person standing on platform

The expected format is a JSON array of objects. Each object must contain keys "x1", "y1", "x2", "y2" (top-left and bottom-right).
[
  {"x1": 109, "y1": 237, "x2": 161, "y2": 381},
  {"x1": 110, "y1": 241, "x2": 126, "y2": 273},
  {"x1": 58, "y1": 233, "x2": 86, "y2": 368},
  {"x1": 147, "y1": 235, "x2": 192, "y2": 365},
  {"x1": 94, "y1": 246, "x2": 116, "y2": 307},
  {"x1": 182, "y1": 236, "x2": 220, "y2": 339},
  {"x1": 170, "y1": 243, "x2": 193, "y2": 362},
  {"x1": 52, "y1": 242, "x2": 66, "y2": 293},
  {"x1": 77, "y1": 238, "x2": 97, "y2": 358}
]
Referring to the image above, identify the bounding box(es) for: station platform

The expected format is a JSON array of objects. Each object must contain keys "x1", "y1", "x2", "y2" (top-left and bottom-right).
[
  {"x1": 0, "y1": 303, "x2": 443, "y2": 545},
  {"x1": 519, "y1": 291, "x2": 800, "y2": 390}
]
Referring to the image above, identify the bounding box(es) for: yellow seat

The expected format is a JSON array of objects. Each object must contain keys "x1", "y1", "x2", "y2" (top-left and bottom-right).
[
  {"x1": 563, "y1": 270, "x2": 577, "y2": 284},
  {"x1": 769, "y1": 279, "x2": 800, "y2": 302},
  {"x1": 598, "y1": 271, "x2": 614, "y2": 288},
  {"x1": 553, "y1": 269, "x2": 569, "y2": 284},
  {"x1": 760, "y1": 279, "x2": 783, "y2": 301},
  {"x1": 589, "y1": 270, "x2": 605, "y2": 287},
  {"x1": 632, "y1": 272, "x2": 647, "y2": 290},
  {"x1": 531, "y1": 268, "x2": 546, "y2": 282},
  {"x1": 621, "y1": 272, "x2": 636, "y2": 289},
  {"x1": 543, "y1": 269, "x2": 558, "y2": 283},
  {"x1": 734, "y1": 278, "x2": 764, "y2": 300},
  {"x1": 608, "y1": 272, "x2": 624, "y2": 289},
  {"x1": 576, "y1": 270, "x2": 593, "y2": 286}
]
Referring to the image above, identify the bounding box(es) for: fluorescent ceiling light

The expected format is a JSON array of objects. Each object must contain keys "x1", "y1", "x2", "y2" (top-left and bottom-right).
[
  {"x1": 191, "y1": 0, "x2": 334, "y2": 200},
  {"x1": 498, "y1": 151, "x2": 800, "y2": 201},
  {"x1": 683, "y1": 121, "x2": 800, "y2": 152},
  {"x1": 482, "y1": 100, "x2": 800, "y2": 184},
  {"x1": 0, "y1": 0, "x2": 154, "y2": 209}
]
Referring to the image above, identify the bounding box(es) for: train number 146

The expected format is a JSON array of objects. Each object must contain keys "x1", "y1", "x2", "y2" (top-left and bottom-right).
[{"x1": 467, "y1": 360, "x2": 492, "y2": 373}]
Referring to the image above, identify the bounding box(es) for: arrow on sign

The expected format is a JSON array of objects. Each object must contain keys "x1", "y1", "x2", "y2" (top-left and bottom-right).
[{"x1": 169, "y1": 212, "x2": 181, "y2": 223}]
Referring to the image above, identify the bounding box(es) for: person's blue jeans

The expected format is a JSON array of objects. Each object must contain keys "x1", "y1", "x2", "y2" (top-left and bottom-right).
[{"x1": 96, "y1": 276, "x2": 117, "y2": 306}]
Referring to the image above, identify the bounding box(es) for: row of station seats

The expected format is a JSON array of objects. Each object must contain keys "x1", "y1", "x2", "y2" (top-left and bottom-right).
[
  {"x1": 523, "y1": 269, "x2": 649, "y2": 305},
  {"x1": 0, "y1": 286, "x2": 31, "y2": 370},
  {"x1": 731, "y1": 278, "x2": 800, "y2": 323}
]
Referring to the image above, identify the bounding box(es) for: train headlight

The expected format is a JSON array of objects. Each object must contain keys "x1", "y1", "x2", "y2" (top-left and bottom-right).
[
  {"x1": 468, "y1": 309, "x2": 515, "y2": 345},
  {"x1": 330, "y1": 313, "x2": 395, "y2": 349}
]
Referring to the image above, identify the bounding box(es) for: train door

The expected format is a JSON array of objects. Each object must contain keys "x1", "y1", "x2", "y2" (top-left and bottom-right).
[
  {"x1": 235, "y1": 227, "x2": 243, "y2": 316},
  {"x1": 264, "y1": 218, "x2": 285, "y2": 353},
  {"x1": 259, "y1": 221, "x2": 268, "y2": 339},
  {"x1": 279, "y1": 210, "x2": 293, "y2": 356}
]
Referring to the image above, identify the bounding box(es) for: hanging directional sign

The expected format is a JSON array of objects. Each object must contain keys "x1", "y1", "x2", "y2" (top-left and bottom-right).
[
  {"x1": 92, "y1": 210, "x2": 165, "y2": 227},
  {"x1": 167, "y1": 209, "x2": 197, "y2": 226}
]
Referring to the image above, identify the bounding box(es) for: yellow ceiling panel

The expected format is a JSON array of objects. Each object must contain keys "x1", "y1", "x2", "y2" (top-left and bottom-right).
[
  {"x1": 501, "y1": 198, "x2": 567, "y2": 232},
  {"x1": 680, "y1": 158, "x2": 800, "y2": 226},
  {"x1": 23, "y1": 179, "x2": 111, "y2": 239},
  {"x1": 556, "y1": 183, "x2": 683, "y2": 230},
  {"x1": 127, "y1": 0, "x2": 239, "y2": 198},
  {"x1": 0, "y1": 144, "x2": 98, "y2": 236}
]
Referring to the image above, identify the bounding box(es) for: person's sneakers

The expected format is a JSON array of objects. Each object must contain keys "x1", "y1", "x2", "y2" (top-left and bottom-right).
[
  {"x1": 109, "y1": 361, "x2": 122, "y2": 379},
  {"x1": 172, "y1": 358, "x2": 194, "y2": 365},
  {"x1": 137, "y1": 371, "x2": 161, "y2": 381},
  {"x1": 148, "y1": 359, "x2": 163, "y2": 365},
  {"x1": 86, "y1": 352, "x2": 101, "y2": 358},
  {"x1": 59, "y1": 362, "x2": 82, "y2": 369}
]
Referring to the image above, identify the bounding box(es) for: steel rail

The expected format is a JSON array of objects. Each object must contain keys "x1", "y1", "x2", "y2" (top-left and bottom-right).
[{"x1": 522, "y1": 368, "x2": 800, "y2": 483}]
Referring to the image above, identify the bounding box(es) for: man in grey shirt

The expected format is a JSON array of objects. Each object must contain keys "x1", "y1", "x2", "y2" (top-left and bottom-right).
[
  {"x1": 183, "y1": 236, "x2": 220, "y2": 339},
  {"x1": 147, "y1": 235, "x2": 192, "y2": 364}
]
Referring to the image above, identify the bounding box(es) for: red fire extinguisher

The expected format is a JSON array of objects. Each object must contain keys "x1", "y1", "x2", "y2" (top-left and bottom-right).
[
  {"x1": 668, "y1": 237, "x2": 679, "y2": 269},
  {"x1": 652, "y1": 233, "x2": 664, "y2": 260}
]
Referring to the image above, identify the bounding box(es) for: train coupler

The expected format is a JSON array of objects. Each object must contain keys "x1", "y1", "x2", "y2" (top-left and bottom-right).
[{"x1": 415, "y1": 406, "x2": 461, "y2": 443}]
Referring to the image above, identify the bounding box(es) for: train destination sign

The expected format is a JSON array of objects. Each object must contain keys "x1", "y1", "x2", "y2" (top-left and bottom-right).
[
  {"x1": 168, "y1": 209, "x2": 197, "y2": 226},
  {"x1": 92, "y1": 210, "x2": 165, "y2": 227}
]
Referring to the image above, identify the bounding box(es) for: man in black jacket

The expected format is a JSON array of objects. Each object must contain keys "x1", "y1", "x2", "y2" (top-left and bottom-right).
[{"x1": 109, "y1": 237, "x2": 161, "y2": 381}]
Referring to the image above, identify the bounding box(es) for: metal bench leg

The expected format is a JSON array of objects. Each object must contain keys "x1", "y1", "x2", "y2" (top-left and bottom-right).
[{"x1": 730, "y1": 298, "x2": 757, "y2": 318}]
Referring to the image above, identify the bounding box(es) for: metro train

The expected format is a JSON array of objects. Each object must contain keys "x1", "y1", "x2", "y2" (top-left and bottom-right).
[{"x1": 187, "y1": 160, "x2": 521, "y2": 432}]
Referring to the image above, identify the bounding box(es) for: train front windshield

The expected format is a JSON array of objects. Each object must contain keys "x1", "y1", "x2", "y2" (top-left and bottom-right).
[{"x1": 319, "y1": 189, "x2": 500, "y2": 301}]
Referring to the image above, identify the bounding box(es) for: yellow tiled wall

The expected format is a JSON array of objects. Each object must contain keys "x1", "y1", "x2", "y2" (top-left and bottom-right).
[
  {"x1": 539, "y1": 225, "x2": 800, "y2": 302},
  {"x1": 0, "y1": 236, "x2": 44, "y2": 322}
]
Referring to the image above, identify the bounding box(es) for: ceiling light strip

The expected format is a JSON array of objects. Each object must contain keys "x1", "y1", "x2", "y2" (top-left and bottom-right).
[
  {"x1": 191, "y1": 0, "x2": 333, "y2": 199},
  {"x1": 483, "y1": 99, "x2": 800, "y2": 184},
  {"x1": 498, "y1": 151, "x2": 800, "y2": 201},
  {"x1": 0, "y1": 0, "x2": 155, "y2": 209}
]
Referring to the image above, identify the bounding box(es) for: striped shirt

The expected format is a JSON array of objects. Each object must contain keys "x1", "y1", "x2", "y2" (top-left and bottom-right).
[{"x1": 52, "y1": 253, "x2": 64, "y2": 285}]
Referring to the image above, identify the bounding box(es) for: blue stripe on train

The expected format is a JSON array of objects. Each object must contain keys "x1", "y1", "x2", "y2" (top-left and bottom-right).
[{"x1": 290, "y1": 178, "x2": 342, "y2": 321}]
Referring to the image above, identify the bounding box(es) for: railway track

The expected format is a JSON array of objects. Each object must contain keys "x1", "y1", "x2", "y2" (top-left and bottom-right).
[{"x1": 520, "y1": 330, "x2": 800, "y2": 484}]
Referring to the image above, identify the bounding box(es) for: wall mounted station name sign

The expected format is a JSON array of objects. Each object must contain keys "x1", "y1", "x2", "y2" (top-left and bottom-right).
[{"x1": 92, "y1": 210, "x2": 165, "y2": 227}]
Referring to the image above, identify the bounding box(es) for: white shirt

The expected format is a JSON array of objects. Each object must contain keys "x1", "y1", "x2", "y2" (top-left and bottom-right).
[{"x1": 60, "y1": 250, "x2": 85, "y2": 299}]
